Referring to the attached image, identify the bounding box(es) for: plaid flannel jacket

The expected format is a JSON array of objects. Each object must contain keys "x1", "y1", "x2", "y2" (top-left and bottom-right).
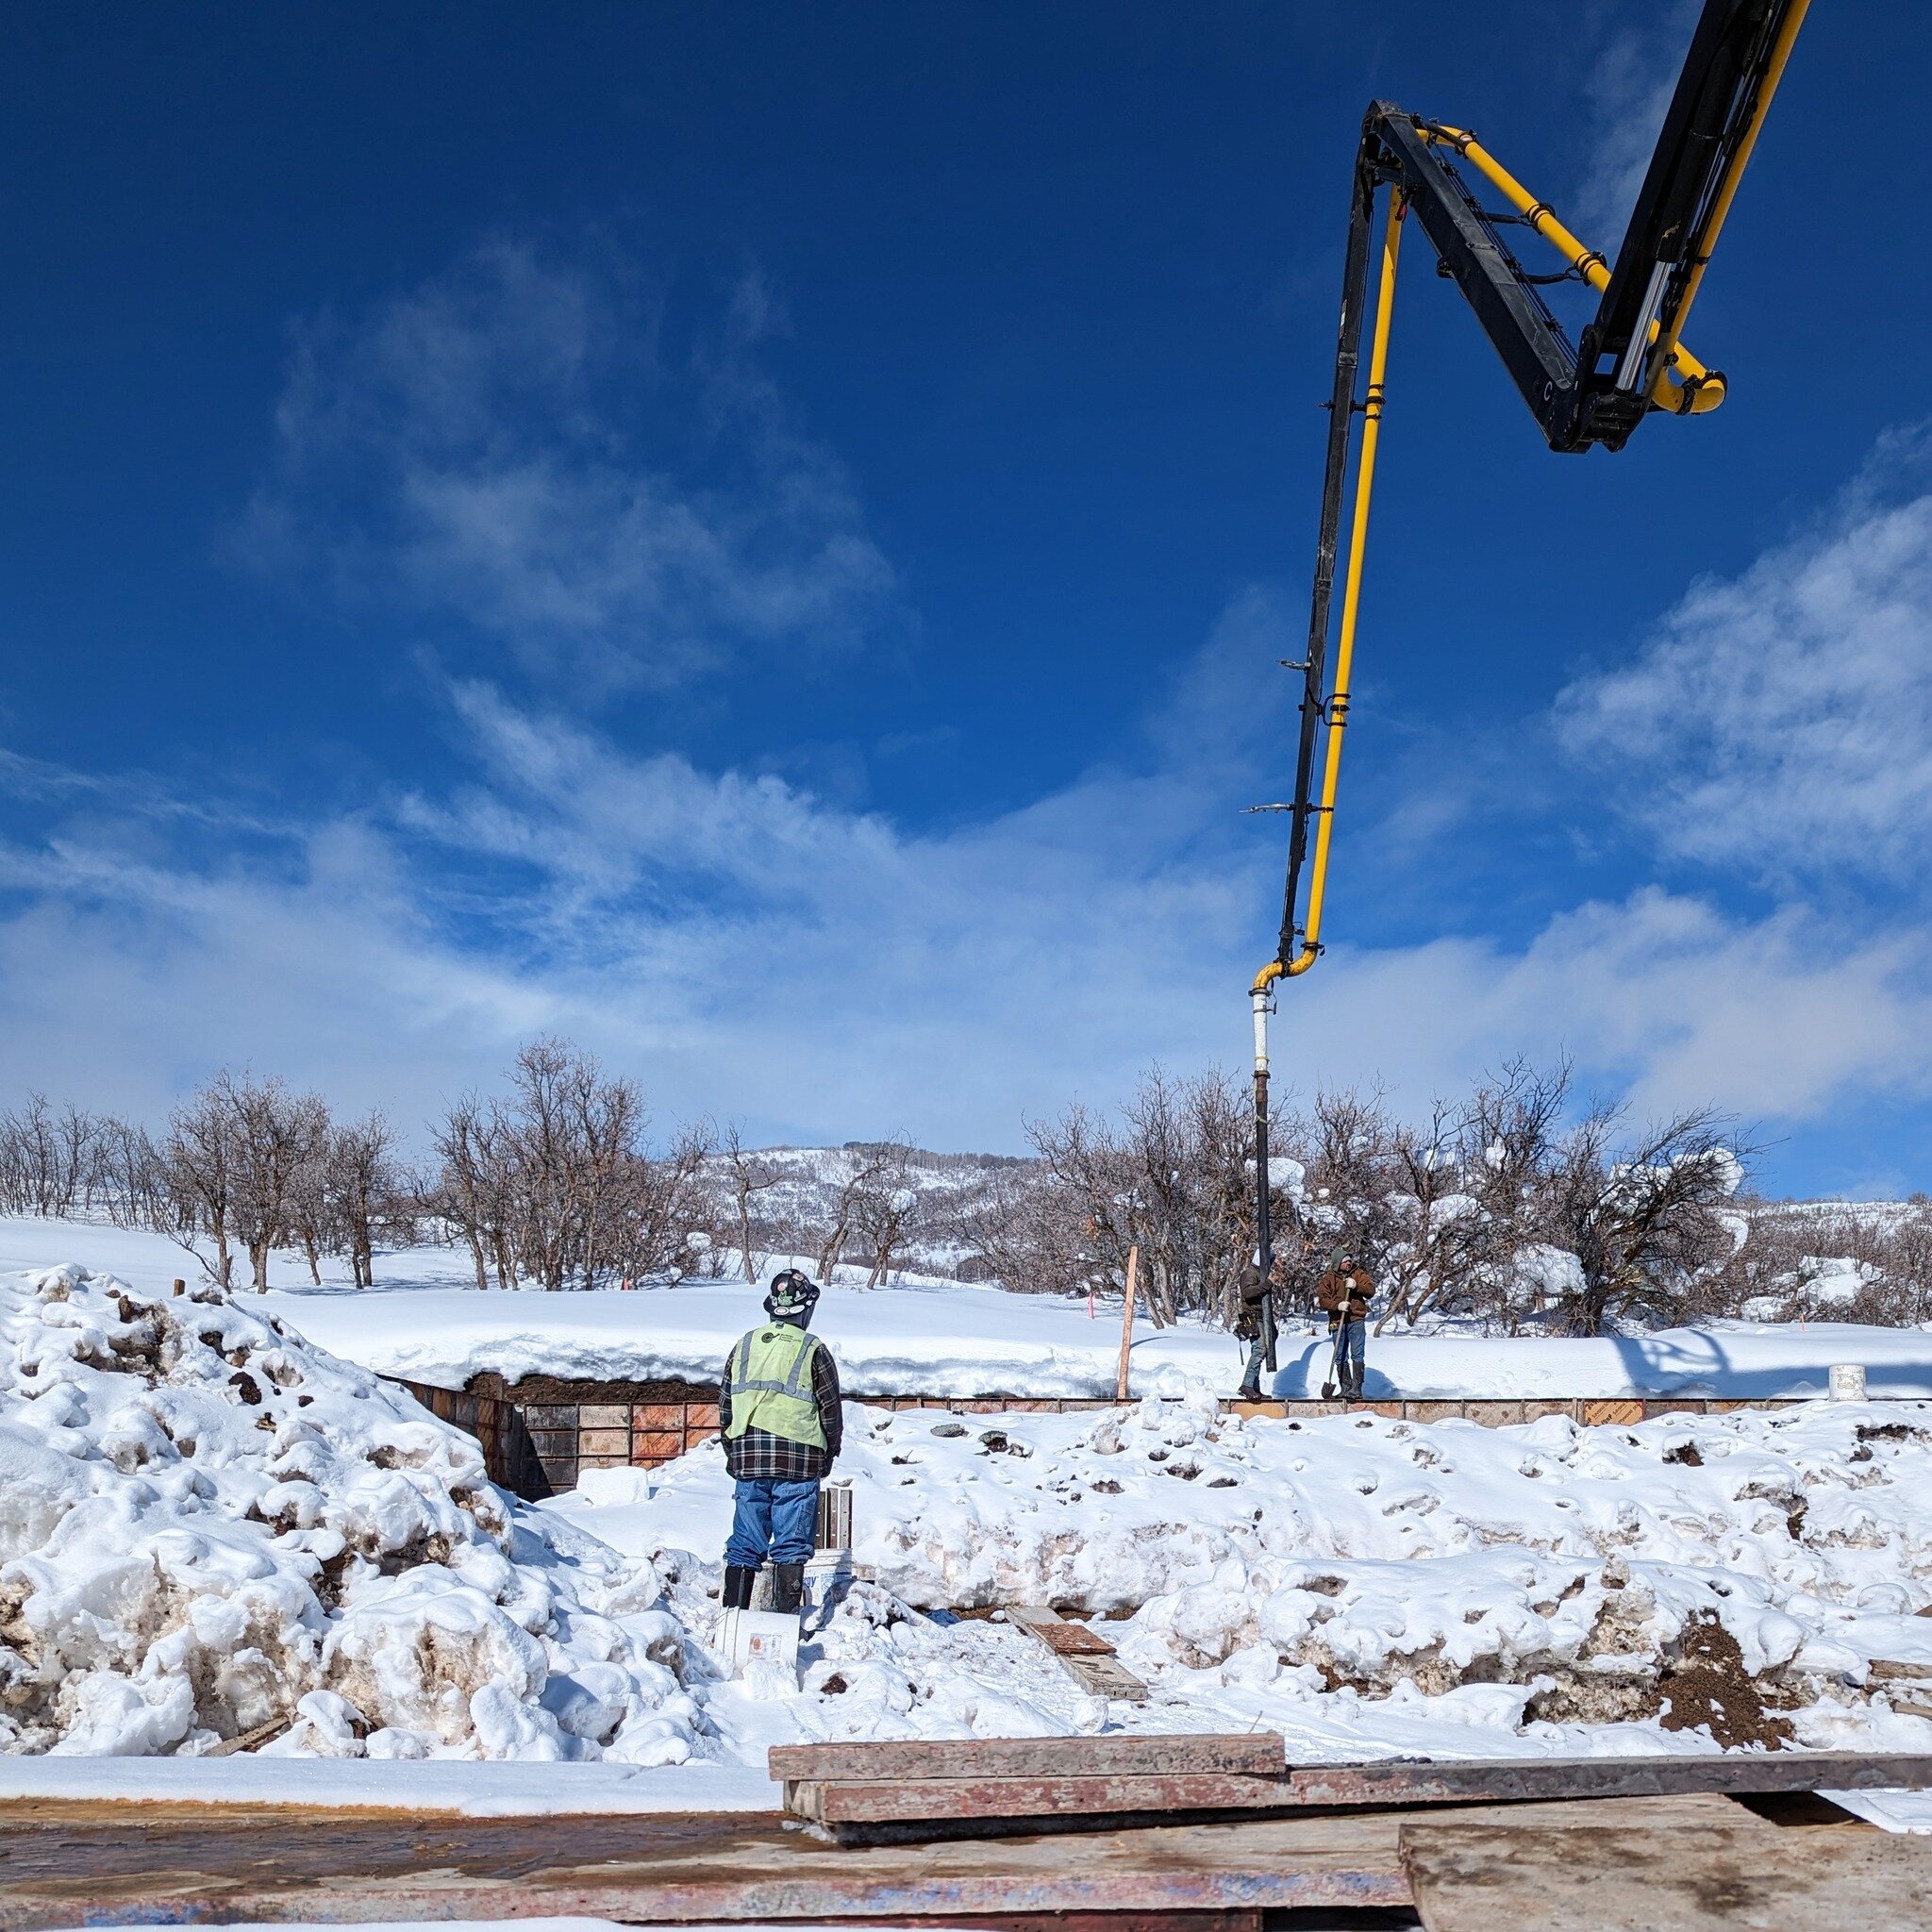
[{"x1": 718, "y1": 1332, "x2": 843, "y2": 1482}]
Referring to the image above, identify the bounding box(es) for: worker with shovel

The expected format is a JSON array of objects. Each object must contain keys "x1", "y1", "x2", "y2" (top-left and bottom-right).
[
  {"x1": 1317, "y1": 1248, "x2": 1375, "y2": 1402},
  {"x1": 719, "y1": 1269, "x2": 842, "y2": 1617}
]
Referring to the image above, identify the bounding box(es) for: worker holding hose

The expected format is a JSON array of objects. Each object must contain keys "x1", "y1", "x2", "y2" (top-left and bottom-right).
[{"x1": 1234, "y1": 1250, "x2": 1287, "y2": 1401}]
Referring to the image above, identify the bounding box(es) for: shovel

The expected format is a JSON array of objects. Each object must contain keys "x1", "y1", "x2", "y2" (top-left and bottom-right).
[{"x1": 1320, "y1": 1323, "x2": 1345, "y2": 1401}]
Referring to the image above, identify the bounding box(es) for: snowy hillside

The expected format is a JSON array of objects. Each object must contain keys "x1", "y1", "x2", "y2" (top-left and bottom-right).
[{"x1": 0, "y1": 1262, "x2": 703, "y2": 1759}]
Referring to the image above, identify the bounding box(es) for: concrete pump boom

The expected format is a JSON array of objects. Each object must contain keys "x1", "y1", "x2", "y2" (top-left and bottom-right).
[{"x1": 1247, "y1": 0, "x2": 1808, "y2": 1298}]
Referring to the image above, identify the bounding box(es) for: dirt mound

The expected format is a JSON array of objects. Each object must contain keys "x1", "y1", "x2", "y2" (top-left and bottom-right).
[{"x1": 1658, "y1": 1613, "x2": 1793, "y2": 1750}]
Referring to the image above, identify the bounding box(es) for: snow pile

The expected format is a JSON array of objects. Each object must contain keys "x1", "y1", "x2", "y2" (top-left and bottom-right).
[
  {"x1": 575, "y1": 1391, "x2": 1932, "y2": 1761},
  {"x1": 0, "y1": 1263, "x2": 703, "y2": 1760}
]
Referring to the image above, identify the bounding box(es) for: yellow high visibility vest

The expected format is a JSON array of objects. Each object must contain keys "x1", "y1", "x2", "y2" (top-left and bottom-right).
[{"x1": 724, "y1": 1324, "x2": 826, "y2": 1448}]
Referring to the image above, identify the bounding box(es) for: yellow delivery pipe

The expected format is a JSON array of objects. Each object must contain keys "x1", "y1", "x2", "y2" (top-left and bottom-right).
[
  {"x1": 1644, "y1": 0, "x2": 1808, "y2": 398},
  {"x1": 1253, "y1": 184, "x2": 1406, "y2": 1001},
  {"x1": 1423, "y1": 123, "x2": 1723, "y2": 416}
]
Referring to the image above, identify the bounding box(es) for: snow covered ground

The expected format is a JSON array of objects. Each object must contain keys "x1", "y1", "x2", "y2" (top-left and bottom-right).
[
  {"x1": 3, "y1": 1226, "x2": 1932, "y2": 1838},
  {"x1": 554, "y1": 1391, "x2": 1932, "y2": 1769}
]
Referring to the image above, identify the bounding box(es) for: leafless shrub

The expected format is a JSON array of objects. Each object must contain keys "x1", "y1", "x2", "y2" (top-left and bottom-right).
[
  {"x1": 1015, "y1": 1069, "x2": 1294, "y2": 1326},
  {"x1": 426, "y1": 1039, "x2": 712, "y2": 1291}
]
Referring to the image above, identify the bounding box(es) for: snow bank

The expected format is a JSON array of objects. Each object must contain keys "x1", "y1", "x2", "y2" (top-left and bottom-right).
[
  {"x1": 0, "y1": 1263, "x2": 706, "y2": 1760},
  {"x1": 267, "y1": 1282, "x2": 1932, "y2": 1403}
]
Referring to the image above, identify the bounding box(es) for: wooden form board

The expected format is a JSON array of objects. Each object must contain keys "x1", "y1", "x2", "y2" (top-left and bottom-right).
[
  {"x1": 781, "y1": 1743, "x2": 1932, "y2": 1835},
  {"x1": 1400, "y1": 1818, "x2": 1932, "y2": 1931},
  {"x1": 769, "y1": 1732, "x2": 1285, "y2": 1781},
  {"x1": 1005, "y1": 1604, "x2": 1149, "y2": 1702},
  {"x1": 0, "y1": 1793, "x2": 1782, "y2": 1929}
]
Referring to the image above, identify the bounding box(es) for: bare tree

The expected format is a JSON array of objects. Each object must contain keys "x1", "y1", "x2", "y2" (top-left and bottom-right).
[
  {"x1": 851, "y1": 1144, "x2": 918, "y2": 1290},
  {"x1": 719, "y1": 1123, "x2": 784, "y2": 1285},
  {"x1": 164, "y1": 1080, "x2": 240, "y2": 1288},
  {"x1": 813, "y1": 1143, "x2": 897, "y2": 1285},
  {"x1": 1532, "y1": 1099, "x2": 1746, "y2": 1335},
  {"x1": 427, "y1": 1040, "x2": 712, "y2": 1291},
  {"x1": 429, "y1": 1094, "x2": 502, "y2": 1290},
  {"x1": 223, "y1": 1074, "x2": 331, "y2": 1291},
  {"x1": 328, "y1": 1111, "x2": 403, "y2": 1288}
]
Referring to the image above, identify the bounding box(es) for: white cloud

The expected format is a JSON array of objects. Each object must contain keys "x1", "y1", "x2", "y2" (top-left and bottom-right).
[
  {"x1": 1556, "y1": 433, "x2": 1932, "y2": 883},
  {"x1": 2, "y1": 607, "x2": 1929, "y2": 1158},
  {"x1": 236, "y1": 238, "x2": 894, "y2": 692},
  {"x1": 1565, "y1": 2, "x2": 1704, "y2": 250}
]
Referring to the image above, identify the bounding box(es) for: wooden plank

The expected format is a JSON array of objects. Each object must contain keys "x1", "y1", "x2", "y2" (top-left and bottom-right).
[
  {"x1": 1282, "y1": 1752, "x2": 1932, "y2": 1809},
  {"x1": 1024, "y1": 1620, "x2": 1115, "y2": 1657},
  {"x1": 786, "y1": 1771, "x2": 1343, "y2": 1826},
  {"x1": 1060, "y1": 1652, "x2": 1154, "y2": 1702},
  {"x1": 1400, "y1": 1820, "x2": 1932, "y2": 1931},
  {"x1": 1006, "y1": 1604, "x2": 1150, "y2": 1703},
  {"x1": 0, "y1": 1807, "x2": 1410, "y2": 1925},
  {"x1": 0, "y1": 1795, "x2": 1771, "y2": 1928},
  {"x1": 788, "y1": 1750, "x2": 1932, "y2": 1832},
  {"x1": 768, "y1": 1731, "x2": 1284, "y2": 1783}
]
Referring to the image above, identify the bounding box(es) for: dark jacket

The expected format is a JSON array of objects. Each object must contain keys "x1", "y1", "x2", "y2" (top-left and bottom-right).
[
  {"x1": 1316, "y1": 1266, "x2": 1374, "y2": 1325},
  {"x1": 718, "y1": 1326, "x2": 844, "y2": 1482}
]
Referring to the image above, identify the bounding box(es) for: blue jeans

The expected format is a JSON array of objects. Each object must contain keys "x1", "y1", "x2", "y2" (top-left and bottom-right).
[
  {"x1": 1332, "y1": 1317, "x2": 1366, "y2": 1394},
  {"x1": 725, "y1": 1477, "x2": 820, "y2": 1568},
  {"x1": 1241, "y1": 1329, "x2": 1270, "y2": 1393}
]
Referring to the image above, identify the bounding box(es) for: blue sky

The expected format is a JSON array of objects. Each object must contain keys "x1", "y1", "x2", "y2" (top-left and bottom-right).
[{"x1": 0, "y1": 1, "x2": 1926, "y2": 1194}]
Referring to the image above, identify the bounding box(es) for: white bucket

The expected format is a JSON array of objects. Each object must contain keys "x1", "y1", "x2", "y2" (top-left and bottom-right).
[
  {"x1": 1828, "y1": 1362, "x2": 1867, "y2": 1401},
  {"x1": 721, "y1": 1607, "x2": 800, "y2": 1688}
]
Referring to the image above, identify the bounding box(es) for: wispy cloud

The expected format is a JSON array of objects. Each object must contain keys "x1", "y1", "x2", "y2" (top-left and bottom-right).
[
  {"x1": 1556, "y1": 429, "x2": 1932, "y2": 887},
  {"x1": 1, "y1": 575, "x2": 1928, "y2": 1156},
  {"x1": 1564, "y1": 1, "x2": 1704, "y2": 250},
  {"x1": 234, "y1": 238, "x2": 895, "y2": 694}
]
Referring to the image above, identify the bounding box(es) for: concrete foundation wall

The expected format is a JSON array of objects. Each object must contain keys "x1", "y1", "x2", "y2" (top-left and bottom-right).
[{"x1": 451, "y1": 1377, "x2": 1820, "y2": 1492}]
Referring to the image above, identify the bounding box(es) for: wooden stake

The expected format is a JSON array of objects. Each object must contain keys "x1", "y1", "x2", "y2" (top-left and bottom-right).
[{"x1": 1116, "y1": 1245, "x2": 1139, "y2": 1403}]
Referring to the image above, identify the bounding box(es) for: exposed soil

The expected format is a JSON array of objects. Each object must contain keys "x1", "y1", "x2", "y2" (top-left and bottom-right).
[{"x1": 1657, "y1": 1613, "x2": 1793, "y2": 1750}]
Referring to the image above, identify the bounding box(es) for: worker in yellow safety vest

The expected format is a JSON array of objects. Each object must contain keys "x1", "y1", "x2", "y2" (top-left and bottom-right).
[{"x1": 719, "y1": 1268, "x2": 843, "y2": 1615}]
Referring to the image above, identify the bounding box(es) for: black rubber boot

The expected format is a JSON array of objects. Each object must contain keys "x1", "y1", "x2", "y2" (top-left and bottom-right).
[
  {"x1": 722, "y1": 1564, "x2": 758, "y2": 1610},
  {"x1": 772, "y1": 1562, "x2": 807, "y2": 1615}
]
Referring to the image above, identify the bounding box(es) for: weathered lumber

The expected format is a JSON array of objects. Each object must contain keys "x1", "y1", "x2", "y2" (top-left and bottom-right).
[
  {"x1": 1400, "y1": 1819, "x2": 1932, "y2": 1931},
  {"x1": 785, "y1": 1750, "x2": 1932, "y2": 1835},
  {"x1": 0, "y1": 1794, "x2": 1767, "y2": 1928},
  {"x1": 1005, "y1": 1605, "x2": 1150, "y2": 1703},
  {"x1": 790, "y1": 1771, "x2": 1298, "y2": 1826},
  {"x1": 768, "y1": 1731, "x2": 1284, "y2": 1782}
]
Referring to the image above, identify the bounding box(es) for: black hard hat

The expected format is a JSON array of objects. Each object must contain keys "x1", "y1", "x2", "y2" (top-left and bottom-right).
[{"x1": 764, "y1": 1269, "x2": 821, "y2": 1318}]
